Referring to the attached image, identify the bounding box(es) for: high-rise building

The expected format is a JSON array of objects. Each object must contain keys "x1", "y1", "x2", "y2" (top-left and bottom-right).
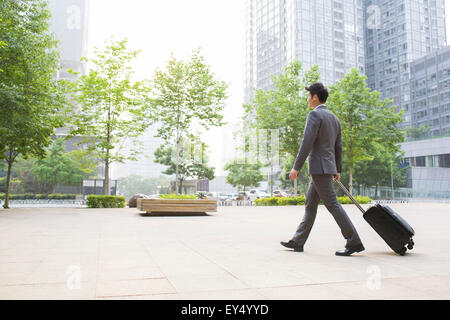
[
  {"x1": 48, "y1": 0, "x2": 89, "y2": 80},
  {"x1": 244, "y1": 0, "x2": 366, "y2": 103},
  {"x1": 363, "y1": 0, "x2": 447, "y2": 128},
  {"x1": 409, "y1": 45, "x2": 450, "y2": 138},
  {"x1": 48, "y1": 0, "x2": 90, "y2": 140}
]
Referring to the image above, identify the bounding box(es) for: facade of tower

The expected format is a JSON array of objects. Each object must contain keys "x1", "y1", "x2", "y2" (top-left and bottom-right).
[
  {"x1": 244, "y1": 0, "x2": 366, "y2": 104},
  {"x1": 363, "y1": 0, "x2": 447, "y2": 128},
  {"x1": 48, "y1": 0, "x2": 89, "y2": 80}
]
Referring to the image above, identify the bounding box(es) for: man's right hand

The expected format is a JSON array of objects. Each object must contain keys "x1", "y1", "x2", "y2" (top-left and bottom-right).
[
  {"x1": 289, "y1": 169, "x2": 299, "y2": 181},
  {"x1": 333, "y1": 173, "x2": 341, "y2": 182}
]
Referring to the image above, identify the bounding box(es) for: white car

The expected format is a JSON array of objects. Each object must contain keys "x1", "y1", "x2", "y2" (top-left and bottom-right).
[
  {"x1": 248, "y1": 189, "x2": 258, "y2": 201},
  {"x1": 256, "y1": 190, "x2": 270, "y2": 199},
  {"x1": 248, "y1": 189, "x2": 270, "y2": 201},
  {"x1": 273, "y1": 190, "x2": 288, "y2": 197},
  {"x1": 206, "y1": 192, "x2": 228, "y2": 201}
]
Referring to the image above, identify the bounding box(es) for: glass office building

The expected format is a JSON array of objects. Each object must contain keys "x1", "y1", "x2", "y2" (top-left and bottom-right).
[
  {"x1": 244, "y1": 0, "x2": 365, "y2": 103},
  {"x1": 363, "y1": 0, "x2": 447, "y2": 128},
  {"x1": 409, "y1": 46, "x2": 450, "y2": 138}
]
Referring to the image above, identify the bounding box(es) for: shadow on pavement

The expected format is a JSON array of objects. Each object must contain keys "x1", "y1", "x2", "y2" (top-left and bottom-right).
[{"x1": 138, "y1": 212, "x2": 211, "y2": 217}]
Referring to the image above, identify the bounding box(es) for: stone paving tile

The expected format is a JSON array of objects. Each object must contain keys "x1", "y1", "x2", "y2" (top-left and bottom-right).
[
  {"x1": 95, "y1": 278, "x2": 176, "y2": 298},
  {"x1": 166, "y1": 274, "x2": 249, "y2": 293},
  {"x1": 97, "y1": 266, "x2": 165, "y2": 282},
  {"x1": 0, "y1": 205, "x2": 449, "y2": 299},
  {"x1": 0, "y1": 282, "x2": 97, "y2": 300}
]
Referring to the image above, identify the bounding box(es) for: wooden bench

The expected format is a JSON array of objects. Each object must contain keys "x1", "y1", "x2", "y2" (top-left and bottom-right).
[{"x1": 137, "y1": 198, "x2": 217, "y2": 215}]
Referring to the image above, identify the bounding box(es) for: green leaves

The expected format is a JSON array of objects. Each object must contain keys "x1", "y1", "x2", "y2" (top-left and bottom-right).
[
  {"x1": 327, "y1": 68, "x2": 405, "y2": 193},
  {"x1": 0, "y1": 0, "x2": 68, "y2": 207},
  {"x1": 67, "y1": 38, "x2": 152, "y2": 194},
  {"x1": 150, "y1": 49, "x2": 228, "y2": 194},
  {"x1": 154, "y1": 135, "x2": 216, "y2": 186},
  {"x1": 151, "y1": 49, "x2": 228, "y2": 142},
  {"x1": 31, "y1": 139, "x2": 84, "y2": 192},
  {"x1": 224, "y1": 159, "x2": 265, "y2": 191}
]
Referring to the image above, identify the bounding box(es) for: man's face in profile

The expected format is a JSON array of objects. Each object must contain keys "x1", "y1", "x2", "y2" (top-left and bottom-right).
[{"x1": 307, "y1": 92, "x2": 315, "y2": 109}]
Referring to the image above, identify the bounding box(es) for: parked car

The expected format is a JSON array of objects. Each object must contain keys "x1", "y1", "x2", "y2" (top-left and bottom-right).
[
  {"x1": 206, "y1": 192, "x2": 218, "y2": 200},
  {"x1": 206, "y1": 192, "x2": 228, "y2": 201},
  {"x1": 249, "y1": 189, "x2": 270, "y2": 201},
  {"x1": 273, "y1": 190, "x2": 288, "y2": 197},
  {"x1": 230, "y1": 193, "x2": 239, "y2": 200},
  {"x1": 257, "y1": 190, "x2": 270, "y2": 199},
  {"x1": 248, "y1": 189, "x2": 259, "y2": 201},
  {"x1": 237, "y1": 191, "x2": 250, "y2": 201}
]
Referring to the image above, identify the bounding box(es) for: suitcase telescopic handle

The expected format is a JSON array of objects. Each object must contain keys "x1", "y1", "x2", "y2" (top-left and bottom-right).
[{"x1": 334, "y1": 178, "x2": 366, "y2": 214}]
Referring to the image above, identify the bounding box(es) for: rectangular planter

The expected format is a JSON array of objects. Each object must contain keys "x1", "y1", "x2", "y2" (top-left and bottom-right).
[{"x1": 137, "y1": 198, "x2": 217, "y2": 215}]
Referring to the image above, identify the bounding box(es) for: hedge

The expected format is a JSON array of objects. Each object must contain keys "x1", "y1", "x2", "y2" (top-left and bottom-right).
[
  {"x1": 0, "y1": 193, "x2": 77, "y2": 200},
  {"x1": 86, "y1": 195, "x2": 125, "y2": 208},
  {"x1": 255, "y1": 195, "x2": 371, "y2": 206},
  {"x1": 158, "y1": 194, "x2": 197, "y2": 200},
  {"x1": 337, "y1": 196, "x2": 372, "y2": 205}
]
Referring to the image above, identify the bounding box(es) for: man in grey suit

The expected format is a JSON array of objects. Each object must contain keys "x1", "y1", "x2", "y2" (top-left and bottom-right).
[{"x1": 280, "y1": 83, "x2": 365, "y2": 256}]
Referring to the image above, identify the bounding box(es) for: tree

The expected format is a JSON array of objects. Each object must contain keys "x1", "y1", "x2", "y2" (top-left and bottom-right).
[
  {"x1": 224, "y1": 159, "x2": 265, "y2": 193},
  {"x1": 0, "y1": 0, "x2": 68, "y2": 208},
  {"x1": 154, "y1": 135, "x2": 215, "y2": 194},
  {"x1": 406, "y1": 124, "x2": 431, "y2": 141},
  {"x1": 243, "y1": 61, "x2": 320, "y2": 193},
  {"x1": 67, "y1": 38, "x2": 152, "y2": 195},
  {"x1": 327, "y1": 68, "x2": 405, "y2": 195},
  {"x1": 151, "y1": 49, "x2": 228, "y2": 195},
  {"x1": 31, "y1": 139, "x2": 84, "y2": 193},
  {"x1": 353, "y1": 146, "x2": 408, "y2": 199}
]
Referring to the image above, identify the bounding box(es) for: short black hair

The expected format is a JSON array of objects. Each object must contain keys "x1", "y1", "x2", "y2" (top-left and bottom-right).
[{"x1": 305, "y1": 82, "x2": 328, "y2": 103}]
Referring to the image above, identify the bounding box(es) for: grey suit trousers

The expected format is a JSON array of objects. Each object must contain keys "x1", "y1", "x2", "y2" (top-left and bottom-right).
[{"x1": 292, "y1": 174, "x2": 362, "y2": 248}]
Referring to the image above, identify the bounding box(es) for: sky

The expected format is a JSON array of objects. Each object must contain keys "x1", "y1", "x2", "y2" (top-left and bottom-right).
[{"x1": 87, "y1": 0, "x2": 450, "y2": 176}]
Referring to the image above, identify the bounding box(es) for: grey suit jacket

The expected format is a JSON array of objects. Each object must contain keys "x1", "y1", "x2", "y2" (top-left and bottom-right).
[{"x1": 293, "y1": 105, "x2": 342, "y2": 175}]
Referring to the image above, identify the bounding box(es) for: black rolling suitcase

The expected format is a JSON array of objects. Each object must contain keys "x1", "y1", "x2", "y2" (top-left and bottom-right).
[{"x1": 335, "y1": 180, "x2": 415, "y2": 256}]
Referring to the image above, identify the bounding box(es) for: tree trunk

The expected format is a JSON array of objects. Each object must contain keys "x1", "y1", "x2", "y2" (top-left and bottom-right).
[
  {"x1": 104, "y1": 157, "x2": 110, "y2": 195},
  {"x1": 349, "y1": 167, "x2": 353, "y2": 196},
  {"x1": 178, "y1": 178, "x2": 183, "y2": 195},
  {"x1": 175, "y1": 127, "x2": 180, "y2": 196},
  {"x1": 104, "y1": 110, "x2": 111, "y2": 196},
  {"x1": 3, "y1": 153, "x2": 14, "y2": 209},
  {"x1": 374, "y1": 183, "x2": 378, "y2": 200},
  {"x1": 270, "y1": 164, "x2": 274, "y2": 196}
]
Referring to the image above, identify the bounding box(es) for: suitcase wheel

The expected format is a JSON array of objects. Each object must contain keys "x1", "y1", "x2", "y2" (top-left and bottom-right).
[
  {"x1": 399, "y1": 247, "x2": 407, "y2": 256},
  {"x1": 407, "y1": 239, "x2": 414, "y2": 250}
]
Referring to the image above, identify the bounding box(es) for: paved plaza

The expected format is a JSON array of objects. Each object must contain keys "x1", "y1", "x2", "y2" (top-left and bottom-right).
[{"x1": 0, "y1": 203, "x2": 449, "y2": 300}]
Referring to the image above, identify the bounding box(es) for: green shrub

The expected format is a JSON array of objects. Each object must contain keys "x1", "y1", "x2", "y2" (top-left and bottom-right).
[
  {"x1": 255, "y1": 197, "x2": 280, "y2": 206},
  {"x1": 0, "y1": 193, "x2": 77, "y2": 200},
  {"x1": 277, "y1": 197, "x2": 298, "y2": 206},
  {"x1": 158, "y1": 194, "x2": 197, "y2": 200},
  {"x1": 254, "y1": 194, "x2": 370, "y2": 206},
  {"x1": 338, "y1": 196, "x2": 372, "y2": 205},
  {"x1": 86, "y1": 195, "x2": 125, "y2": 208},
  {"x1": 48, "y1": 194, "x2": 77, "y2": 200},
  {"x1": 254, "y1": 198, "x2": 264, "y2": 206}
]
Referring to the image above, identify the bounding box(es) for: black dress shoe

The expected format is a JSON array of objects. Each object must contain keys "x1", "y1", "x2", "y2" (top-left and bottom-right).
[
  {"x1": 335, "y1": 244, "x2": 365, "y2": 256},
  {"x1": 280, "y1": 240, "x2": 304, "y2": 252}
]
